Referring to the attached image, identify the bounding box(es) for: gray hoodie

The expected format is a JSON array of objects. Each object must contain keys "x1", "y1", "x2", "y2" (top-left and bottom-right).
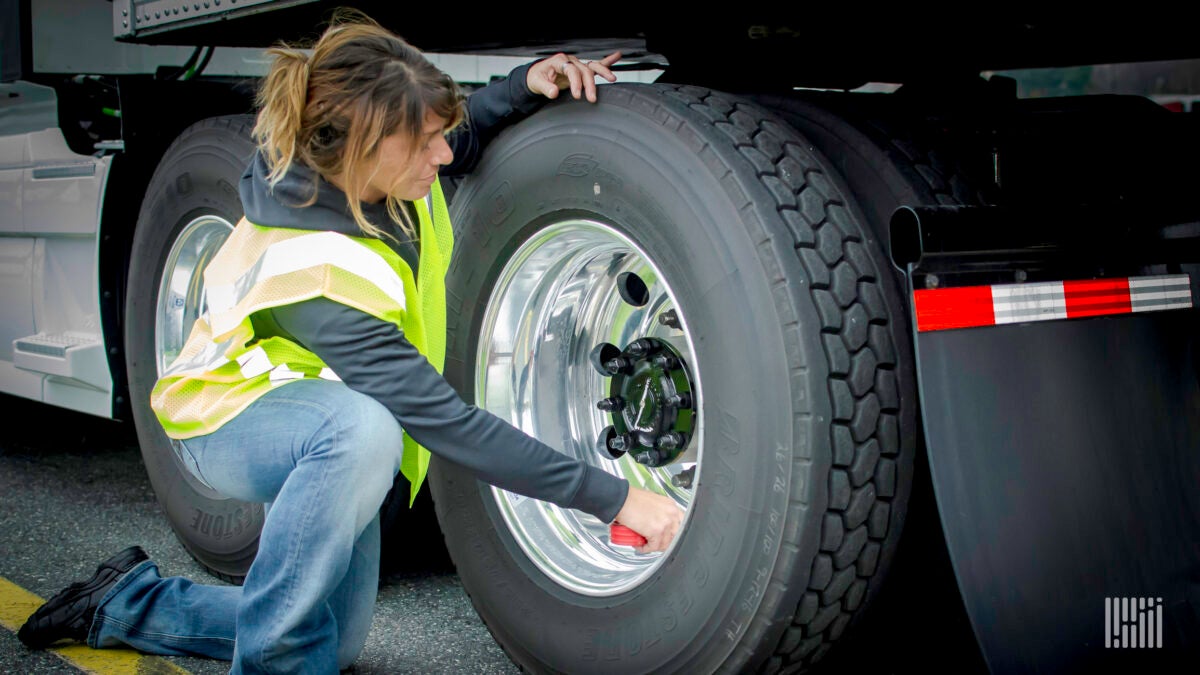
[{"x1": 237, "y1": 64, "x2": 629, "y2": 523}]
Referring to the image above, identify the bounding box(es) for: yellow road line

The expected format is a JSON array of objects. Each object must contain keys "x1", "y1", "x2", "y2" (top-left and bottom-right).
[{"x1": 0, "y1": 576, "x2": 191, "y2": 674}]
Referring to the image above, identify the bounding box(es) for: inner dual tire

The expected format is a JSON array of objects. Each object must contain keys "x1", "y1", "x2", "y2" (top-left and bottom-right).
[{"x1": 432, "y1": 84, "x2": 917, "y2": 673}]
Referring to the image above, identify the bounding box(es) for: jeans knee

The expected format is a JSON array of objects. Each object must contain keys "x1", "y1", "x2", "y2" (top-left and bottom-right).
[{"x1": 346, "y1": 396, "x2": 402, "y2": 469}]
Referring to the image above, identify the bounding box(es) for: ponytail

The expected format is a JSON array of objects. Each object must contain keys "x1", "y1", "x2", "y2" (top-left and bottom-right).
[{"x1": 253, "y1": 47, "x2": 310, "y2": 189}]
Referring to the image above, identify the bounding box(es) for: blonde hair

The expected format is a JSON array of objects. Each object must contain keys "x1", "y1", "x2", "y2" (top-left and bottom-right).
[{"x1": 253, "y1": 9, "x2": 464, "y2": 239}]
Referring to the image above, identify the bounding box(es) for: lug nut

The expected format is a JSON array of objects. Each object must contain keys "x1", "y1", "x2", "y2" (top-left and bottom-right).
[
  {"x1": 651, "y1": 354, "x2": 678, "y2": 370},
  {"x1": 633, "y1": 450, "x2": 660, "y2": 465},
  {"x1": 597, "y1": 397, "x2": 625, "y2": 412},
  {"x1": 590, "y1": 342, "x2": 623, "y2": 376},
  {"x1": 625, "y1": 338, "x2": 657, "y2": 358},
  {"x1": 598, "y1": 425, "x2": 630, "y2": 459},
  {"x1": 617, "y1": 271, "x2": 650, "y2": 307},
  {"x1": 667, "y1": 392, "x2": 693, "y2": 409},
  {"x1": 655, "y1": 432, "x2": 684, "y2": 451},
  {"x1": 605, "y1": 357, "x2": 633, "y2": 375}
]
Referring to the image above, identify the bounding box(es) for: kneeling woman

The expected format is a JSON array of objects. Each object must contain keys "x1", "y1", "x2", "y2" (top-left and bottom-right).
[{"x1": 19, "y1": 13, "x2": 682, "y2": 673}]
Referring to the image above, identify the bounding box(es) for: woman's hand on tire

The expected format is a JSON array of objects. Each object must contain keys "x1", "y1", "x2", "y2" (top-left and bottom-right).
[
  {"x1": 614, "y1": 485, "x2": 683, "y2": 553},
  {"x1": 526, "y1": 51, "x2": 621, "y2": 103}
]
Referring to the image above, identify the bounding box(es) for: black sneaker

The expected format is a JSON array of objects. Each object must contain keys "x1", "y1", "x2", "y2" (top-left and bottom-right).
[{"x1": 17, "y1": 546, "x2": 149, "y2": 649}]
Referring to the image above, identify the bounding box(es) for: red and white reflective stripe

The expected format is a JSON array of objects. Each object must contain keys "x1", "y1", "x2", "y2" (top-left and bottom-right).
[{"x1": 914, "y1": 274, "x2": 1193, "y2": 332}]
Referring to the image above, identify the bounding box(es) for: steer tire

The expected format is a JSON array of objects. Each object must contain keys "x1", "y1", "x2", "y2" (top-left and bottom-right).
[
  {"x1": 430, "y1": 84, "x2": 917, "y2": 673},
  {"x1": 125, "y1": 115, "x2": 264, "y2": 582},
  {"x1": 125, "y1": 115, "x2": 426, "y2": 581}
]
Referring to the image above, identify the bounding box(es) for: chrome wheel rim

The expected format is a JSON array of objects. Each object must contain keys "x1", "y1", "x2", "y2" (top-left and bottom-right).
[
  {"x1": 155, "y1": 214, "x2": 234, "y2": 374},
  {"x1": 477, "y1": 219, "x2": 702, "y2": 596}
]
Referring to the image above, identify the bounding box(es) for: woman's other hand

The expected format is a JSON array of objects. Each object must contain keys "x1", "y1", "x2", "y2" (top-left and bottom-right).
[
  {"x1": 526, "y1": 51, "x2": 622, "y2": 103},
  {"x1": 613, "y1": 485, "x2": 684, "y2": 554}
]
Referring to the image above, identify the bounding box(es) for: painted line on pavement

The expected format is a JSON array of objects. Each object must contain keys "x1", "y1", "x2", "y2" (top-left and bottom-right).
[{"x1": 0, "y1": 575, "x2": 191, "y2": 674}]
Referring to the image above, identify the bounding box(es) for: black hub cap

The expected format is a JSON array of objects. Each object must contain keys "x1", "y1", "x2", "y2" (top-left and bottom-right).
[{"x1": 592, "y1": 337, "x2": 696, "y2": 466}]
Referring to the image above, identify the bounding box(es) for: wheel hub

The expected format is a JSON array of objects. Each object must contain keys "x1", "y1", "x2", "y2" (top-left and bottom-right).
[{"x1": 593, "y1": 337, "x2": 696, "y2": 467}]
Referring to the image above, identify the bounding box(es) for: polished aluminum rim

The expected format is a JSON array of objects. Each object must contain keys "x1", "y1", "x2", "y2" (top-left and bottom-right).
[
  {"x1": 155, "y1": 215, "x2": 234, "y2": 375},
  {"x1": 477, "y1": 220, "x2": 702, "y2": 596}
]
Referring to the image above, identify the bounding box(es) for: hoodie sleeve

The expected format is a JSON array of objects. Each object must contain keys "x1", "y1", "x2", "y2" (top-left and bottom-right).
[
  {"x1": 256, "y1": 297, "x2": 629, "y2": 523},
  {"x1": 441, "y1": 62, "x2": 546, "y2": 177}
]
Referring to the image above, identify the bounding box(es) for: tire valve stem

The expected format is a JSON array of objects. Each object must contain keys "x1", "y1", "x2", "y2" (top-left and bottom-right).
[{"x1": 658, "y1": 310, "x2": 682, "y2": 330}]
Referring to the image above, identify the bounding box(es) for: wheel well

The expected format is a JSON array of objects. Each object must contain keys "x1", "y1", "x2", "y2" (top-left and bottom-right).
[{"x1": 95, "y1": 75, "x2": 256, "y2": 421}]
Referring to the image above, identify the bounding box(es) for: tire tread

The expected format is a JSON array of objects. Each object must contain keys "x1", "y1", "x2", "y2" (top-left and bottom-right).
[{"x1": 654, "y1": 84, "x2": 908, "y2": 672}]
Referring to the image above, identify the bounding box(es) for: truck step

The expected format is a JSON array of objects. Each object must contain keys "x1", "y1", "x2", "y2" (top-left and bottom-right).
[{"x1": 13, "y1": 332, "x2": 110, "y2": 390}]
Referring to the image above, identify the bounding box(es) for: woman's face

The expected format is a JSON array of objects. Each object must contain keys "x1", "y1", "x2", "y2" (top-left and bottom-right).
[{"x1": 360, "y1": 110, "x2": 453, "y2": 203}]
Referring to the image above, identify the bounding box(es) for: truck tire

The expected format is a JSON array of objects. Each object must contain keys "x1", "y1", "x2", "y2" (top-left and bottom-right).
[
  {"x1": 748, "y1": 91, "x2": 984, "y2": 227},
  {"x1": 123, "y1": 115, "x2": 439, "y2": 580},
  {"x1": 430, "y1": 84, "x2": 916, "y2": 673},
  {"x1": 125, "y1": 115, "x2": 264, "y2": 581},
  {"x1": 748, "y1": 92, "x2": 989, "y2": 669}
]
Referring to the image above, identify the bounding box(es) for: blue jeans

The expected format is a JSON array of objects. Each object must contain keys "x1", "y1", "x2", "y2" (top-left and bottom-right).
[{"x1": 88, "y1": 379, "x2": 405, "y2": 673}]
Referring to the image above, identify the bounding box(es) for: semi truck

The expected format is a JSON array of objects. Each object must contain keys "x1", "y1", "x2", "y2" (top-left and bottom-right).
[{"x1": 3, "y1": 2, "x2": 1197, "y2": 672}]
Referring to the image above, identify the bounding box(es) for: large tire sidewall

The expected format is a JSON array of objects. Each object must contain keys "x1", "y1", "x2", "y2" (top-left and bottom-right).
[
  {"x1": 433, "y1": 90, "x2": 830, "y2": 672},
  {"x1": 124, "y1": 117, "x2": 263, "y2": 580}
]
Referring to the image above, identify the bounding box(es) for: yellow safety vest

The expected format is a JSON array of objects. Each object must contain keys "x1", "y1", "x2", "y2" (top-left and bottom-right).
[{"x1": 151, "y1": 179, "x2": 453, "y2": 504}]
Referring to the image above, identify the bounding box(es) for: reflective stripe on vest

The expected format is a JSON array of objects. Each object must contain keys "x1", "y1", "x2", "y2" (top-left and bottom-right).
[{"x1": 151, "y1": 179, "x2": 454, "y2": 505}]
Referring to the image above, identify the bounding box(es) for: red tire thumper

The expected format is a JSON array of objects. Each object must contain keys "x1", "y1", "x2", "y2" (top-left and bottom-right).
[{"x1": 609, "y1": 522, "x2": 648, "y2": 547}]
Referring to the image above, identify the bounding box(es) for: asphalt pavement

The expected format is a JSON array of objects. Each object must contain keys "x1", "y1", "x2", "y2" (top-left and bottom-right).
[
  {"x1": 0, "y1": 393, "x2": 518, "y2": 674},
  {"x1": 0, "y1": 392, "x2": 996, "y2": 675}
]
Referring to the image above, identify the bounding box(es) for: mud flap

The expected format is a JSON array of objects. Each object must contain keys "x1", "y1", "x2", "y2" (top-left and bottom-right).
[{"x1": 914, "y1": 297, "x2": 1200, "y2": 671}]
